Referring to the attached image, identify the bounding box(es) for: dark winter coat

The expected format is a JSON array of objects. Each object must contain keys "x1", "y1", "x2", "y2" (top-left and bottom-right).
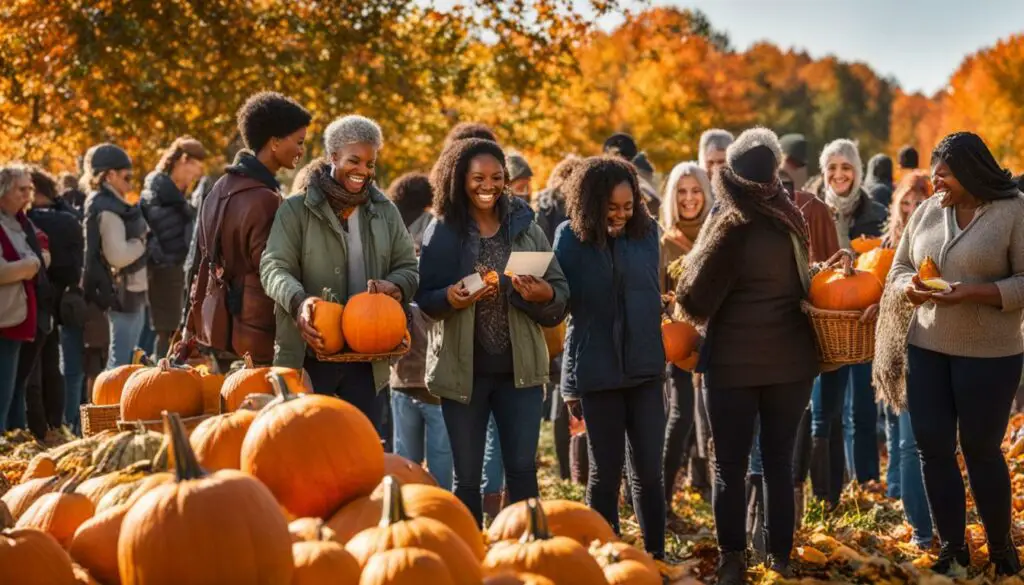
[
  {"x1": 140, "y1": 171, "x2": 195, "y2": 267},
  {"x1": 27, "y1": 201, "x2": 83, "y2": 324},
  {"x1": 865, "y1": 154, "x2": 894, "y2": 208},
  {"x1": 814, "y1": 184, "x2": 888, "y2": 242},
  {"x1": 534, "y1": 188, "x2": 568, "y2": 246}
]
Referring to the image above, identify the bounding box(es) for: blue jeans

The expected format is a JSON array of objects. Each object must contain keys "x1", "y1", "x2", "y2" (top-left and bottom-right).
[
  {"x1": 885, "y1": 407, "x2": 933, "y2": 546},
  {"x1": 138, "y1": 306, "x2": 156, "y2": 356},
  {"x1": 392, "y1": 390, "x2": 453, "y2": 491},
  {"x1": 884, "y1": 407, "x2": 901, "y2": 498},
  {"x1": 482, "y1": 416, "x2": 504, "y2": 495},
  {"x1": 107, "y1": 310, "x2": 146, "y2": 369},
  {"x1": 0, "y1": 338, "x2": 22, "y2": 433},
  {"x1": 441, "y1": 375, "x2": 543, "y2": 525},
  {"x1": 813, "y1": 363, "x2": 879, "y2": 482},
  {"x1": 60, "y1": 325, "x2": 85, "y2": 433}
]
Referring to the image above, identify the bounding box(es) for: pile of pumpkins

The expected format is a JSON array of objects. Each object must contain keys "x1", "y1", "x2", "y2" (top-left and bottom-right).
[{"x1": 1, "y1": 370, "x2": 668, "y2": 585}]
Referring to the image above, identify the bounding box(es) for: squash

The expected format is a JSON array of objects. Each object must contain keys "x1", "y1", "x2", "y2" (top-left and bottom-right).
[
  {"x1": 661, "y1": 319, "x2": 700, "y2": 364},
  {"x1": 342, "y1": 291, "x2": 407, "y2": 354},
  {"x1": 359, "y1": 548, "x2": 455, "y2": 585},
  {"x1": 189, "y1": 409, "x2": 258, "y2": 471},
  {"x1": 850, "y1": 235, "x2": 882, "y2": 254},
  {"x1": 808, "y1": 268, "x2": 883, "y2": 311},
  {"x1": 89, "y1": 424, "x2": 164, "y2": 475},
  {"x1": 241, "y1": 373, "x2": 384, "y2": 519},
  {"x1": 589, "y1": 541, "x2": 660, "y2": 585},
  {"x1": 219, "y1": 354, "x2": 311, "y2": 412},
  {"x1": 2, "y1": 475, "x2": 61, "y2": 520},
  {"x1": 70, "y1": 504, "x2": 129, "y2": 585},
  {"x1": 796, "y1": 545, "x2": 828, "y2": 565},
  {"x1": 483, "y1": 499, "x2": 607, "y2": 585},
  {"x1": 16, "y1": 474, "x2": 96, "y2": 548},
  {"x1": 117, "y1": 412, "x2": 293, "y2": 584},
  {"x1": 312, "y1": 288, "x2": 346, "y2": 355},
  {"x1": 918, "y1": 255, "x2": 941, "y2": 280},
  {"x1": 119, "y1": 359, "x2": 204, "y2": 422},
  {"x1": 291, "y1": 520, "x2": 361, "y2": 585},
  {"x1": 22, "y1": 454, "x2": 57, "y2": 482},
  {"x1": 0, "y1": 528, "x2": 77, "y2": 585},
  {"x1": 854, "y1": 247, "x2": 895, "y2": 285},
  {"x1": 487, "y1": 499, "x2": 617, "y2": 548},
  {"x1": 92, "y1": 365, "x2": 146, "y2": 406}
]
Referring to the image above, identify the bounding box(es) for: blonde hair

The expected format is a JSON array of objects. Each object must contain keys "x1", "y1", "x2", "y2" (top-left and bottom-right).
[
  {"x1": 886, "y1": 170, "x2": 933, "y2": 244},
  {"x1": 659, "y1": 162, "x2": 712, "y2": 230}
]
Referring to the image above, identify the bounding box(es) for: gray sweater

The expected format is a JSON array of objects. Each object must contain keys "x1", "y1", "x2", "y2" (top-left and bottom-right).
[{"x1": 889, "y1": 194, "x2": 1024, "y2": 358}]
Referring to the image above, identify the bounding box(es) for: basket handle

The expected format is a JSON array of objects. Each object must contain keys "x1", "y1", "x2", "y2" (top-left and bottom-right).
[{"x1": 819, "y1": 249, "x2": 856, "y2": 277}]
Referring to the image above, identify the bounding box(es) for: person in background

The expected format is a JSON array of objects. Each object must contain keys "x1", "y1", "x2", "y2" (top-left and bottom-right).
[
  {"x1": 779, "y1": 134, "x2": 809, "y2": 191},
  {"x1": 882, "y1": 132, "x2": 1024, "y2": 577},
  {"x1": 444, "y1": 122, "x2": 498, "y2": 148},
  {"x1": 602, "y1": 133, "x2": 660, "y2": 215},
  {"x1": 27, "y1": 168, "x2": 83, "y2": 434},
  {"x1": 898, "y1": 145, "x2": 919, "y2": 174},
  {"x1": 57, "y1": 172, "x2": 86, "y2": 218},
  {"x1": 417, "y1": 138, "x2": 568, "y2": 525},
  {"x1": 0, "y1": 165, "x2": 47, "y2": 433},
  {"x1": 184, "y1": 91, "x2": 311, "y2": 370},
  {"x1": 632, "y1": 152, "x2": 661, "y2": 216},
  {"x1": 698, "y1": 129, "x2": 734, "y2": 179},
  {"x1": 602, "y1": 132, "x2": 639, "y2": 162},
  {"x1": 865, "y1": 154, "x2": 895, "y2": 208},
  {"x1": 675, "y1": 128, "x2": 818, "y2": 582},
  {"x1": 387, "y1": 172, "x2": 452, "y2": 489},
  {"x1": 141, "y1": 137, "x2": 206, "y2": 359},
  {"x1": 506, "y1": 153, "x2": 533, "y2": 203},
  {"x1": 80, "y1": 144, "x2": 148, "y2": 369},
  {"x1": 555, "y1": 156, "x2": 666, "y2": 559},
  {"x1": 535, "y1": 155, "x2": 579, "y2": 247}
]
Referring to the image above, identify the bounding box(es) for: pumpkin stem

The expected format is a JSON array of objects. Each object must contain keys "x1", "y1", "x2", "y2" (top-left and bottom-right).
[
  {"x1": 378, "y1": 475, "x2": 408, "y2": 527},
  {"x1": 267, "y1": 372, "x2": 299, "y2": 402},
  {"x1": 162, "y1": 411, "x2": 205, "y2": 481},
  {"x1": 242, "y1": 352, "x2": 254, "y2": 369},
  {"x1": 321, "y1": 287, "x2": 337, "y2": 303},
  {"x1": 520, "y1": 498, "x2": 552, "y2": 543}
]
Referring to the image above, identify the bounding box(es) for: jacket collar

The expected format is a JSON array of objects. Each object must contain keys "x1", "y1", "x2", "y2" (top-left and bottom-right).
[{"x1": 226, "y1": 152, "x2": 280, "y2": 191}]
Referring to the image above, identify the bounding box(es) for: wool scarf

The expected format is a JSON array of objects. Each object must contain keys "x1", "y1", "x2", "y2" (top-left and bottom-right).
[
  {"x1": 311, "y1": 162, "x2": 370, "y2": 221},
  {"x1": 717, "y1": 168, "x2": 810, "y2": 248}
]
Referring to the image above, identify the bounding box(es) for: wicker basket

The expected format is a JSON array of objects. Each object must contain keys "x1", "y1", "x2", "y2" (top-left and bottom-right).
[
  {"x1": 802, "y1": 301, "x2": 877, "y2": 366},
  {"x1": 116, "y1": 415, "x2": 211, "y2": 434},
  {"x1": 313, "y1": 330, "x2": 411, "y2": 363},
  {"x1": 80, "y1": 404, "x2": 121, "y2": 437}
]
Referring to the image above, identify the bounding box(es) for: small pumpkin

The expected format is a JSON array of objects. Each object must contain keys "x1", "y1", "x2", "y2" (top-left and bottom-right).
[
  {"x1": 808, "y1": 268, "x2": 883, "y2": 311},
  {"x1": 0, "y1": 528, "x2": 77, "y2": 585},
  {"x1": 483, "y1": 573, "x2": 557, "y2": 585},
  {"x1": 850, "y1": 235, "x2": 882, "y2": 254},
  {"x1": 189, "y1": 409, "x2": 258, "y2": 471},
  {"x1": 2, "y1": 475, "x2": 61, "y2": 520},
  {"x1": 312, "y1": 288, "x2": 346, "y2": 355},
  {"x1": 487, "y1": 499, "x2": 617, "y2": 548},
  {"x1": 219, "y1": 354, "x2": 311, "y2": 412},
  {"x1": 92, "y1": 365, "x2": 146, "y2": 406},
  {"x1": 359, "y1": 547, "x2": 455, "y2": 585},
  {"x1": 542, "y1": 322, "x2": 566, "y2": 359},
  {"x1": 589, "y1": 541, "x2": 660, "y2": 585},
  {"x1": 796, "y1": 545, "x2": 828, "y2": 565},
  {"x1": 69, "y1": 504, "x2": 129, "y2": 585},
  {"x1": 854, "y1": 247, "x2": 896, "y2": 285},
  {"x1": 345, "y1": 476, "x2": 482, "y2": 585},
  {"x1": 661, "y1": 319, "x2": 700, "y2": 364},
  {"x1": 241, "y1": 373, "x2": 384, "y2": 519},
  {"x1": 119, "y1": 359, "x2": 204, "y2": 422},
  {"x1": 918, "y1": 255, "x2": 941, "y2": 280},
  {"x1": 117, "y1": 412, "x2": 294, "y2": 584},
  {"x1": 483, "y1": 499, "x2": 607, "y2": 585},
  {"x1": 291, "y1": 520, "x2": 361, "y2": 585},
  {"x1": 22, "y1": 454, "x2": 57, "y2": 482},
  {"x1": 16, "y1": 474, "x2": 96, "y2": 548},
  {"x1": 342, "y1": 291, "x2": 407, "y2": 354},
  {"x1": 377, "y1": 453, "x2": 439, "y2": 490}
]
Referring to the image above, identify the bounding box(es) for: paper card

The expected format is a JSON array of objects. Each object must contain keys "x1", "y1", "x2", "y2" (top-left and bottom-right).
[
  {"x1": 503, "y1": 251, "x2": 554, "y2": 277},
  {"x1": 460, "y1": 272, "x2": 485, "y2": 294}
]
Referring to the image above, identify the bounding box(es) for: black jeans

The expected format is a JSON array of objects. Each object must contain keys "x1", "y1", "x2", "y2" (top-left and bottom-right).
[
  {"x1": 580, "y1": 379, "x2": 666, "y2": 554},
  {"x1": 551, "y1": 384, "x2": 571, "y2": 480},
  {"x1": 16, "y1": 330, "x2": 64, "y2": 439},
  {"x1": 303, "y1": 359, "x2": 379, "y2": 432},
  {"x1": 704, "y1": 379, "x2": 813, "y2": 559},
  {"x1": 906, "y1": 344, "x2": 1023, "y2": 550},
  {"x1": 441, "y1": 375, "x2": 543, "y2": 525},
  {"x1": 663, "y1": 364, "x2": 695, "y2": 503}
]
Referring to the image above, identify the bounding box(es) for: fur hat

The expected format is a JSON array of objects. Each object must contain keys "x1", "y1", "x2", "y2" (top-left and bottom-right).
[{"x1": 726, "y1": 128, "x2": 782, "y2": 185}]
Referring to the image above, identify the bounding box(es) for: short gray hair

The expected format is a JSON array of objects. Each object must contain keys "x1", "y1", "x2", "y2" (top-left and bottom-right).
[
  {"x1": 698, "y1": 129, "x2": 735, "y2": 168},
  {"x1": 323, "y1": 115, "x2": 384, "y2": 156},
  {"x1": 0, "y1": 163, "x2": 30, "y2": 200}
]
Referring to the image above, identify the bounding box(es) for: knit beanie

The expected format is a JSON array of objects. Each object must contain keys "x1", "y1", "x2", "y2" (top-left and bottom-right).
[
  {"x1": 898, "y1": 145, "x2": 919, "y2": 169},
  {"x1": 779, "y1": 134, "x2": 808, "y2": 167},
  {"x1": 506, "y1": 153, "x2": 533, "y2": 182},
  {"x1": 726, "y1": 128, "x2": 782, "y2": 185},
  {"x1": 84, "y1": 143, "x2": 132, "y2": 174}
]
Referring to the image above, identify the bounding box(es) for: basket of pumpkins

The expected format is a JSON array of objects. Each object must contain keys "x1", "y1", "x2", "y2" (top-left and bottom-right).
[
  {"x1": 310, "y1": 284, "x2": 411, "y2": 363},
  {"x1": 802, "y1": 250, "x2": 883, "y2": 366}
]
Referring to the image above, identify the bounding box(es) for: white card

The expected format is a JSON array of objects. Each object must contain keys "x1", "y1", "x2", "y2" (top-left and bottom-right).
[
  {"x1": 503, "y1": 251, "x2": 554, "y2": 277},
  {"x1": 460, "y1": 272, "x2": 485, "y2": 294}
]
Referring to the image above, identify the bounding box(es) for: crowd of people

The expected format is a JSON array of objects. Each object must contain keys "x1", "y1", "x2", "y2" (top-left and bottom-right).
[{"x1": 1, "y1": 89, "x2": 1023, "y2": 582}]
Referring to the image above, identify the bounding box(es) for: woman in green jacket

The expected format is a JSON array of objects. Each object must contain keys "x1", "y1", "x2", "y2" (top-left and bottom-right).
[{"x1": 260, "y1": 115, "x2": 418, "y2": 423}]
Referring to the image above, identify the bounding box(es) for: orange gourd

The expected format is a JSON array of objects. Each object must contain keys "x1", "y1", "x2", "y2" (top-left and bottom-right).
[
  {"x1": 119, "y1": 359, "x2": 204, "y2": 422},
  {"x1": 808, "y1": 268, "x2": 883, "y2": 311},
  {"x1": 360, "y1": 548, "x2": 455, "y2": 585},
  {"x1": 291, "y1": 521, "x2": 361, "y2": 585},
  {"x1": 850, "y1": 235, "x2": 882, "y2": 254},
  {"x1": 918, "y1": 255, "x2": 941, "y2": 280},
  {"x1": 661, "y1": 319, "x2": 700, "y2": 364},
  {"x1": 342, "y1": 291, "x2": 407, "y2": 354},
  {"x1": 854, "y1": 247, "x2": 896, "y2": 285},
  {"x1": 241, "y1": 373, "x2": 384, "y2": 519},
  {"x1": 69, "y1": 504, "x2": 129, "y2": 585},
  {"x1": 22, "y1": 455, "x2": 56, "y2": 482},
  {"x1": 219, "y1": 354, "x2": 311, "y2": 412},
  {"x1": 0, "y1": 528, "x2": 77, "y2": 585},
  {"x1": 92, "y1": 365, "x2": 146, "y2": 406},
  {"x1": 16, "y1": 475, "x2": 96, "y2": 549},
  {"x1": 188, "y1": 409, "x2": 258, "y2": 471},
  {"x1": 487, "y1": 499, "x2": 617, "y2": 548},
  {"x1": 312, "y1": 288, "x2": 346, "y2": 355}
]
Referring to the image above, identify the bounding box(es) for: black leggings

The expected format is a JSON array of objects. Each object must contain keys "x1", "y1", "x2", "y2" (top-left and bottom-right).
[
  {"x1": 663, "y1": 364, "x2": 695, "y2": 503},
  {"x1": 704, "y1": 379, "x2": 813, "y2": 559},
  {"x1": 17, "y1": 329, "x2": 64, "y2": 439},
  {"x1": 906, "y1": 345, "x2": 1023, "y2": 550},
  {"x1": 580, "y1": 379, "x2": 666, "y2": 555}
]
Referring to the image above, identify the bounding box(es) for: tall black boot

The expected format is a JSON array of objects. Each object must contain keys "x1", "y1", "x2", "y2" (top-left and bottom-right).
[
  {"x1": 809, "y1": 437, "x2": 833, "y2": 506},
  {"x1": 746, "y1": 474, "x2": 765, "y2": 554}
]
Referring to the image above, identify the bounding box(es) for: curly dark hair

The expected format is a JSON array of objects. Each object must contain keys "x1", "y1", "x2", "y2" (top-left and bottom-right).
[
  {"x1": 387, "y1": 172, "x2": 433, "y2": 228},
  {"x1": 236, "y1": 91, "x2": 312, "y2": 153},
  {"x1": 443, "y1": 122, "x2": 498, "y2": 148},
  {"x1": 546, "y1": 154, "x2": 583, "y2": 191},
  {"x1": 564, "y1": 156, "x2": 650, "y2": 246},
  {"x1": 430, "y1": 138, "x2": 507, "y2": 234},
  {"x1": 29, "y1": 166, "x2": 58, "y2": 201}
]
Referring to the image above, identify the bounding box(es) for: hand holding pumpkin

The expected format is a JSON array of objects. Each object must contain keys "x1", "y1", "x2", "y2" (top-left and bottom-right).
[
  {"x1": 297, "y1": 297, "x2": 326, "y2": 350},
  {"x1": 367, "y1": 279, "x2": 402, "y2": 301}
]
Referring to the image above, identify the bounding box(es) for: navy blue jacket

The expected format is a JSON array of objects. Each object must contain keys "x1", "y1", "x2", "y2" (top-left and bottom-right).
[{"x1": 553, "y1": 219, "x2": 664, "y2": 399}]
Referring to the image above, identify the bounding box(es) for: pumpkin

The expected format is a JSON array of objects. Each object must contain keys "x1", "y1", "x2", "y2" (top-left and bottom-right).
[
  {"x1": 359, "y1": 547, "x2": 455, "y2": 585},
  {"x1": 484, "y1": 270, "x2": 500, "y2": 287},
  {"x1": 342, "y1": 291, "x2": 407, "y2": 354},
  {"x1": 854, "y1": 247, "x2": 896, "y2": 285},
  {"x1": 2, "y1": 475, "x2": 60, "y2": 520},
  {"x1": 189, "y1": 409, "x2": 258, "y2": 471},
  {"x1": 589, "y1": 541, "x2": 660, "y2": 585},
  {"x1": 119, "y1": 359, "x2": 204, "y2": 422},
  {"x1": 92, "y1": 365, "x2": 146, "y2": 406},
  {"x1": 22, "y1": 454, "x2": 56, "y2": 482},
  {"x1": 70, "y1": 504, "x2": 129, "y2": 585},
  {"x1": 589, "y1": 541, "x2": 658, "y2": 574},
  {"x1": 542, "y1": 322, "x2": 566, "y2": 359},
  {"x1": 73, "y1": 562, "x2": 100, "y2": 585},
  {"x1": 16, "y1": 474, "x2": 96, "y2": 548},
  {"x1": 117, "y1": 412, "x2": 293, "y2": 584},
  {"x1": 195, "y1": 366, "x2": 226, "y2": 415},
  {"x1": 661, "y1": 319, "x2": 700, "y2": 364},
  {"x1": 808, "y1": 268, "x2": 883, "y2": 311},
  {"x1": 483, "y1": 573, "x2": 557, "y2": 585},
  {"x1": 312, "y1": 288, "x2": 346, "y2": 355},
  {"x1": 326, "y1": 495, "x2": 383, "y2": 544},
  {"x1": 219, "y1": 354, "x2": 311, "y2": 412},
  {"x1": 292, "y1": 523, "x2": 361, "y2": 585},
  {"x1": 0, "y1": 528, "x2": 77, "y2": 585},
  {"x1": 241, "y1": 373, "x2": 384, "y2": 519},
  {"x1": 850, "y1": 235, "x2": 882, "y2": 254},
  {"x1": 918, "y1": 255, "x2": 941, "y2": 280},
  {"x1": 345, "y1": 476, "x2": 482, "y2": 585},
  {"x1": 378, "y1": 453, "x2": 439, "y2": 489},
  {"x1": 483, "y1": 499, "x2": 607, "y2": 585},
  {"x1": 289, "y1": 517, "x2": 338, "y2": 543},
  {"x1": 487, "y1": 499, "x2": 617, "y2": 548}
]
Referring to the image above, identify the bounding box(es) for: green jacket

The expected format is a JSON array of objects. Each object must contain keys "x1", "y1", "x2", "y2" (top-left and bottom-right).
[
  {"x1": 415, "y1": 196, "x2": 569, "y2": 403},
  {"x1": 259, "y1": 180, "x2": 418, "y2": 390}
]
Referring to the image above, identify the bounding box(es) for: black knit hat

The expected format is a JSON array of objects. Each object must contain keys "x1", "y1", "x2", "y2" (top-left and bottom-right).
[
  {"x1": 84, "y1": 143, "x2": 132, "y2": 174},
  {"x1": 732, "y1": 145, "x2": 778, "y2": 184},
  {"x1": 603, "y1": 133, "x2": 638, "y2": 161},
  {"x1": 236, "y1": 91, "x2": 312, "y2": 152},
  {"x1": 931, "y1": 132, "x2": 1019, "y2": 202},
  {"x1": 779, "y1": 133, "x2": 808, "y2": 167},
  {"x1": 898, "y1": 145, "x2": 919, "y2": 169}
]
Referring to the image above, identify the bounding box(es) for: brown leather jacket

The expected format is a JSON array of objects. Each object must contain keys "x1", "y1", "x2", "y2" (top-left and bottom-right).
[
  {"x1": 793, "y1": 190, "x2": 839, "y2": 263},
  {"x1": 186, "y1": 156, "x2": 281, "y2": 364}
]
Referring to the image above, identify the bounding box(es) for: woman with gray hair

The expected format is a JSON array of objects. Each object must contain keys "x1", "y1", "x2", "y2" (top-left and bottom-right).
[{"x1": 260, "y1": 114, "x2": 418, "y2": 424}]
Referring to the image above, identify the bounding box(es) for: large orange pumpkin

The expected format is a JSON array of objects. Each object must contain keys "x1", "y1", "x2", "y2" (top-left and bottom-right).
[
  {"x1": 850, "y1": 235, "x2": 882, "y2": 254},
  {"x1": 188, "y1": 409, "x2": 258, "y2": 471},
  {"x1": 119, "y1": 359, "x2": 204, "y2": 422},
  {"x1": 118, "y1": 413, "x2": 294, "y2": 584},
  {"x1": 359, "y1": 548, "x2": 455, "y2": 585},
  {"x1": 219, "y1": 354, "x2": 311, "y2": 412},
  {"x1": 661, "y1": 319, "x2": 700, "y2": 364},
  {"x1": 326, "y1": 495, "x2": 382, "y2": 544},
  {"x1": 241, "y1": 373, "x2": 384, "y2": 519},
  {"x1": 342, "y1": 292, "x2": 407, "y2": 354},
  {"x1": 855, "y1": 247, "x2": 896, "y2": 286},
  {"x1": 292, "y1": 529, "x2": 361, "y2": 585},
  {"x1": 487, "y1": 499, "x2": 617, "y2": 548},
  {"x1": 808, "y1": 268, "x2": 883, "y2": 311},
  {"x1": 345, "y1": 477, "x2": 482, "y2": 585},
  {"x1": 16, "y1": 475, "x2": 95, "y2": 549},
  {"x1": 69, "y1": 504, "x2": 129, "y2": 585},
  {"x1": 0, "y1": 528, "x2": 77, "y2": 585},
  {"x1": 92, "y1": 365, "x2": 146, "y2": 406},
  {"x1": 312, "y1": 289, "x2": 346, "y2": 355},
  {"x1": 483, "y1": 499, "x2": 607, "y2": 585}
]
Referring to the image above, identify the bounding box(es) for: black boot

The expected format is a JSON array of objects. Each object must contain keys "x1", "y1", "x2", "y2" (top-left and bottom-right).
[
  {"x1": 745, "y1": 474, "x2": 765, "y2": 555},
  {"x1": 990, "y1": 540, "x2": 1022, "y2": 576},
  {"x1": 716, "y1": 550, "x2": 747, "y2": 585},
  {"x1": 809, "y1": 437, "x2": 834, "y2": 507},
  {"x1": 767, "y1": 554, "x2": 794, "y2": 578},
  {"x1": 931, "y1": 542, "x2": 970, "y2": 578}
]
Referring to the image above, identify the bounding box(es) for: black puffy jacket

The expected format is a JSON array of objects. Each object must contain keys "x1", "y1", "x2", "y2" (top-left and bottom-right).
[
  {"x1": 140, "y1": 171, "x2": 194, "y2": 266},
  {"x1": 26, "y1": 200, "x2": 83, "y2": 294}
]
